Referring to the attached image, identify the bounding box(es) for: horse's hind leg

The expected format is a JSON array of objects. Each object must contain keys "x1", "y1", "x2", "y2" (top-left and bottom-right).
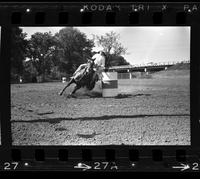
[
  {"x1": 59, "y1": 78, "x2": 75, "y2": 96},
  {"x1": 70, "y1": 85, "x2": 81, "y2": 95}
]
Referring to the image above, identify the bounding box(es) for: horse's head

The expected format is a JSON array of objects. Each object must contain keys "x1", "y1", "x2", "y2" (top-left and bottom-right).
[{"x1": 86, "y1": 59, "x2": 95, "y2": 71}]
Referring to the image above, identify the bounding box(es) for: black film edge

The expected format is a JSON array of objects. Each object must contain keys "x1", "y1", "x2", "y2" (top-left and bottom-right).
[{"x1": 0, "y1": 2, "x2": 200, "y2": 172}]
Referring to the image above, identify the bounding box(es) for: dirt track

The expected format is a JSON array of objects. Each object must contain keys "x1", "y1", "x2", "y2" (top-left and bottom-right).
[{"x1": 11, "y1": 71, "x2": 190, "y2": 145}]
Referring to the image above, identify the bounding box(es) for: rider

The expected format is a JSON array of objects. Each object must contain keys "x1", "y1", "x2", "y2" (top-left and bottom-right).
[
  {"x1": 72, "y1": 50, "x2": 106, "y2": 82},
  {"x1": 92, "y1": 50, "x2": 106, "y2": 81}
]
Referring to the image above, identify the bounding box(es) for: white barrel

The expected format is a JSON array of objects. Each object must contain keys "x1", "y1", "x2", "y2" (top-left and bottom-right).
[
  {"x1": 62, "y1": 77, "x2": 66, "y2": 83},
  {"x1": 102, "y1": 72, "x2": 118, "y2": 97},
  {"x1": 19, "y1": 77, "x2": 23, "y2": 83}
]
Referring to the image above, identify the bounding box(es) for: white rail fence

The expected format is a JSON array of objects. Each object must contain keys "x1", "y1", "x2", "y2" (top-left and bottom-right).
[
  {"x1": 118, "y1": 72, "x2": 149, "y2": 79},
  {"x1": 109, "y1": 60, "x2": 190, "y2": 70}
]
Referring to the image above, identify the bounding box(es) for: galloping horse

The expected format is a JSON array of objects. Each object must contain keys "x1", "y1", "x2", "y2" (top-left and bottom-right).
[{"x1": 59, "y1": 60, "x2": 98, "y2": 96}]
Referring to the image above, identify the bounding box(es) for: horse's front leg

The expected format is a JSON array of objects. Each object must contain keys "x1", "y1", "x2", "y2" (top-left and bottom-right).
[{"x1": 59, "y1": 78, "x2": 75, "y2": 96}]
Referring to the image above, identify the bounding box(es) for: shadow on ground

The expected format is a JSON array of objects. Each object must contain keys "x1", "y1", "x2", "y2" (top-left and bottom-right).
[
  {"x1": 11, "y1": 114, "x2": 190, "y2": 124},
  {"x1": 115, "y1": 93, "x2": 151, "y2": 99},
  {"x1": 76, "y1": 132, "x2": 101, "y2": 139},
  {"x1": 63, "y1": 92, "x2": 151, "y2": 99},
  {"x1": 64, "y1": 91, "x2": 102, "y2": 99}
]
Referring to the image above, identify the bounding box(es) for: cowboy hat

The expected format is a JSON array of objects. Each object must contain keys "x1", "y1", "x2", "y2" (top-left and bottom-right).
[{"x1": 92, "y1": 46, "x2": 104, "y2": 52}]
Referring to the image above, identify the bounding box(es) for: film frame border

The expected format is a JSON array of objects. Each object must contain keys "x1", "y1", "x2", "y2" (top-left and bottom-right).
[{"x1": 0, "y1": 2, "x2": 199, "y2": 172}]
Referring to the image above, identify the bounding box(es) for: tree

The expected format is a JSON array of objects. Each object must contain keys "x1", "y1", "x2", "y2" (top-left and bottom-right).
[
  {"x1": 93, "y1": 31, "x2": 129, "y2": 67},
  {"x1": 55, "y1": 27, "x2": 94, "y2": 75},
  {"x1": 11, "y1": 27, "x2": 28, "y2": 82},
  {"x1": 109, "y1": 55, "x2": 130, "y2": 66},
  {"x1": 26, "y1": 32, "x2": 57, "y2": 81}
]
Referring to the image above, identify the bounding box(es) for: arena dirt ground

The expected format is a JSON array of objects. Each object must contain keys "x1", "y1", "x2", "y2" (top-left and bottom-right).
[{"x1": 11, "y1": 70, "x2": 190, "y2": 145}]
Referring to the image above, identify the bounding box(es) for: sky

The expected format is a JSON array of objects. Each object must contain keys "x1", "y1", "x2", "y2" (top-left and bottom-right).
[{"x1": 21, "y1": 26, "x2": 190, "y2": 65}]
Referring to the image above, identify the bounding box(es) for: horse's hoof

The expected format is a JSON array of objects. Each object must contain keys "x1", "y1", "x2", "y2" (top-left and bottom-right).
[{"x1": 69, "y1": 94, "x2": 76, "y2": 98}]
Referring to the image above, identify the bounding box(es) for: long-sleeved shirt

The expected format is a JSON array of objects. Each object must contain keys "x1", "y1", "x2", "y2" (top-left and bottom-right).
[{"x1": 92, "y1": 53, "x2": 105, "y2": 70}]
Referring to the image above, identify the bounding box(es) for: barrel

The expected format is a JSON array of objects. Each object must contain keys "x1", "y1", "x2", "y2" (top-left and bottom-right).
[
  {"x1": 19, "y1": 76, "x2": 23, "y2": 83},
  {"x1": 102, "y1": 72, "x2": 118, "y2": 97},
  {"x1": 62, "y1": 77, "x2": 67, "y2": 83}
]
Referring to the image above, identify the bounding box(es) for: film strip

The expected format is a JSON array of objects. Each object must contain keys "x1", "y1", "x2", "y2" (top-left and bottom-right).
[{"x1": 0, "y1": 2, "x2": 200, "y2": 172}]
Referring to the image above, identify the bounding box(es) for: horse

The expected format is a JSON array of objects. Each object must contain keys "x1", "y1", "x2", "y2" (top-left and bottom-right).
[{"x1": 59, "y1": 60, "x2": 98, "y2": 96}]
